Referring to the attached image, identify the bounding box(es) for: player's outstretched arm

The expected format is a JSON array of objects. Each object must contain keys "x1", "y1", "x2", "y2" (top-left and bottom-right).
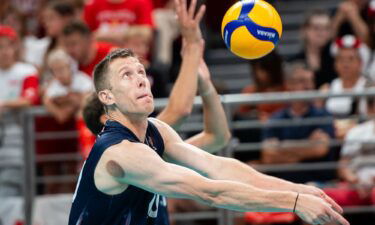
[
  {"x1": 153, "y1": 117, "x2": 344, "y2": 218},
  {"x1": 97, "y1": 135, "x2": 349, "y2": 225},
  {"x1": 156, "y1": 0, "x2": 205, "y2": 128}
]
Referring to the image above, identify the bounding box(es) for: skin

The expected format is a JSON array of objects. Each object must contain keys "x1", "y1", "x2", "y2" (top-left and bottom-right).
[{"x1": 334, "y1": 48, "x2": 362, "y2": 87}]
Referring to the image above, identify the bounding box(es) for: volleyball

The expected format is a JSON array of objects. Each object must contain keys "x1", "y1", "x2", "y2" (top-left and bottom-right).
[{"x1": 221, "y1": 0, "x2": 283, "y2": 59}]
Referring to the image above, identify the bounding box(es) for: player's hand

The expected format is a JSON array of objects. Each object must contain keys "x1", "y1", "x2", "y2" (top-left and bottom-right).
[
  {"x1": 295, "y1": 193, "x2": 350, "y2": 225},
  {"x1": 174, "y1": 0, "x2": 206, "y2": 43},
  {"x1": 296, "y1": 184, "x2": 343, "y2": 214}
]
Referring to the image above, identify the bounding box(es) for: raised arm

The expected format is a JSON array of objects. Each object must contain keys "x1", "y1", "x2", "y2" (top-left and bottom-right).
[
  {"x1": 156, "y1": 0, "x2": 205, "y2": 128},
  {"x1": 97, "y1": 135, "x2": 348, "y2": 225},
  {"x1": 185, "y1": 59, "x2": 231, "y2": 152}
]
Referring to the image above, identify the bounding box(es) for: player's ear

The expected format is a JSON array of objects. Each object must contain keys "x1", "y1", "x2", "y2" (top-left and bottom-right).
[{"x1": 98, "y1": 90, "x2": 115, "y2": 106}]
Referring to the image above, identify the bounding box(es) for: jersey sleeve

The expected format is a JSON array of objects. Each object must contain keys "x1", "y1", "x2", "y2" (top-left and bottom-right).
[
  {"x1": 21, "y1": 74, "x2": 39, "y2": 105},
  {"x1": 136, "y1": 0, "x2": 154, "y2": 27}
]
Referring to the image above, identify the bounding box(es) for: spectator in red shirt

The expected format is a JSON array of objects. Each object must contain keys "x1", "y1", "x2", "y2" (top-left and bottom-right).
[
  {"x1": 83, "y1": 0, "x2": 154, "y2": 45},
  {"x1": 62, "y1": 21, "x2": 116, "y2": 77}
]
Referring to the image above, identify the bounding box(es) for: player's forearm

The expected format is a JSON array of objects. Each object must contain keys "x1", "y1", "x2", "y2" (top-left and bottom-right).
[
  {"x1": 186, "y1": 81, "x2": 231, "y2": 152},
  {"x1": 204, "y1": 179, "x2": 296, "y2": 212},
  {"x1": 157, "y1": 163, "x2": 296, "y2": 212},
  {"x1": 157, "y1": 43, "x2": 202, "y2": 127},
  {"x1": 209, "y1": 157, "x2": 300, "y2": 193}
]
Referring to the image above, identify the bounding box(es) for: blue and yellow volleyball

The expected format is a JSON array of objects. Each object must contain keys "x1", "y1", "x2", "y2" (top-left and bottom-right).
[{"x1": 221, "y1": 0, "x2": 282, "y2": 59}]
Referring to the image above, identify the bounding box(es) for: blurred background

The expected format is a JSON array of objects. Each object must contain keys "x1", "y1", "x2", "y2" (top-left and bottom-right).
[{"x1": 0, "y1": 0, "x2": 375, "y2": 224}]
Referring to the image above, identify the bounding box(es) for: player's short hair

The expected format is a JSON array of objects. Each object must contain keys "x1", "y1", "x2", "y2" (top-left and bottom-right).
[
  {"x1": 63, "y1": 20, "x2": 91, "y2": 37},
  {"x1": 83, "y1": 92, "x2": 105, "y2": 135},
  {"x1": 93, "y1": 48, "x2": 135, "y2": 93}
]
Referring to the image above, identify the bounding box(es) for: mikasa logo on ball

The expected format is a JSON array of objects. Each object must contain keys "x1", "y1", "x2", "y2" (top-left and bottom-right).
[{"x1": 256, "y1": 30, "x2": 276, "y2": 39}]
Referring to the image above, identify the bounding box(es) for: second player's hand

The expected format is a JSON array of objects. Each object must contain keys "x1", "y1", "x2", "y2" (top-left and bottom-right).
[{"x1": 174, "y1": 0, "x2": 206, "y2": 43}]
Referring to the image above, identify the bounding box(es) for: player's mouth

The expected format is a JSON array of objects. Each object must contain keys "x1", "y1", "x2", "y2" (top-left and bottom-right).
[{"x1": 137, "y1": 93, "x2": 152, "y2": 100}]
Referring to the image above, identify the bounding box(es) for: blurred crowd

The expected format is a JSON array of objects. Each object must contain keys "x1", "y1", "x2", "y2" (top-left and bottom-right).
[{"x1": 0, "y1": 0, "x2": 375, "y2": 224}]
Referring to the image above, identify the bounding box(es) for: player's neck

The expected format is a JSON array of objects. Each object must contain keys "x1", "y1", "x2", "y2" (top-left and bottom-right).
[{"x1": 108, "y1": 110, "x2": 149, "y2": 142}]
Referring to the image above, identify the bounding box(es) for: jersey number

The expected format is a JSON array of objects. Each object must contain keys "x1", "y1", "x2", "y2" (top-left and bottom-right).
[{"x1": 148, "y1": 195, "x2": 167, "y2": 218}]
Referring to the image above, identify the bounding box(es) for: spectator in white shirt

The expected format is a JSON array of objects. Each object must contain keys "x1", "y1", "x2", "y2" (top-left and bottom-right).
[{"x1": 43, "y1": 49, "x2": 93, "y2": 124}]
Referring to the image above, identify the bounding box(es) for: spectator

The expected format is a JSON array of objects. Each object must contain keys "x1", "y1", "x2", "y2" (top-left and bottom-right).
[
  {"x1": 332, "y1": 0, "x2": 370, "y2": 44},
  {"x1": 0, "y1": 25, "x2": 39, "y2": 197},
  {"x1": 1, "y1": 6, "x2": 50, "y2": 68},
  {"x1": 324, "y1": 35, "x2": 367, "y2": 123},
  {"x1": 236, "y1": 51, "x2": 286, "y2": 122},
  {"x1": 123, "y1": 25, "x2": 168, "y2": 98},
  {"x1": 233, "y1": 51, "x2": 285, "y2": 161},
  {"x1": 364, "y1": 2, "x2": 375, "y2": 79},
  {"x1": 83, "y1": 0, "x2": 154, "y2": 45},
  {"x1": 260, "y1": 62, "x2": 335, "y2": 183},
  {"x1": 152, "y1": 0, "x2": 179, "y2": 66},
  {"x1": 43, "y1": 49, "x2": 93, "y2": 124},
  {"x1": 289, "y1": 9, "x2": 336, "y2": 88},
  {"x1": 41, "y1": 0, "x2": 76, "y2": 81},
  {"x1": 324, "y1": 88, "x2": 375, "y2": 206},
  {"x1": 62, "y1": 20, "x2": 115, "y2": 77},
  {"x1": 41, "y1": 49, "x2": 93, "y2": 186}
]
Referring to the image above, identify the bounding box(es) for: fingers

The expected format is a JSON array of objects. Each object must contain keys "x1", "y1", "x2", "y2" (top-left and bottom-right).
[
  {"x1": 174, "y1": 0, "x2": 182, "y2": 20},
  {"x1": 315, "y1": 188, "x2": 343, "y2": 214},
  {"x1": 194, "y1": 4, "x2": 206, "y2": 24},
  {"x1": 326, "y1": 207, "x2": 350, "y2": 225},
  {"x1": 188, "y1": 0, "x2": 197, "y2": 19},
  {"x1": 322, "y1": 192, "x2": 343, "y2": 214},
  {"x1": 181, "y1": 0, "x2": 187, "y2": 16}
]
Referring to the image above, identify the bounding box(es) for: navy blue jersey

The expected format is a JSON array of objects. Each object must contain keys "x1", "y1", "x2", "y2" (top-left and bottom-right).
[{"x1": 68, "y1": 120, "x2": 170, "y2": 225}]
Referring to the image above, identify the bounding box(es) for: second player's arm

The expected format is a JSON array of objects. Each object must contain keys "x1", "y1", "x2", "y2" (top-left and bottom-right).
[{"x1": 185, "y1": 60, "x2": 231, "y2": 152}]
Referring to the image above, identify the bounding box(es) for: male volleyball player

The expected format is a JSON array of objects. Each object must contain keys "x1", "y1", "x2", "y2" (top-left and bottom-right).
[{"x1": 69, "y1": 1, "x2": 349, "y2": 225}]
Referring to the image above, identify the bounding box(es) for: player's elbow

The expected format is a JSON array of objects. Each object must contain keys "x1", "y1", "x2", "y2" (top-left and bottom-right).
[
  {"x1": 220, "y1": 130, "x2": 232, "y2": 147},
  {"x1": 173, "y1": 106, "x2": 193, "y2": 119}
]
